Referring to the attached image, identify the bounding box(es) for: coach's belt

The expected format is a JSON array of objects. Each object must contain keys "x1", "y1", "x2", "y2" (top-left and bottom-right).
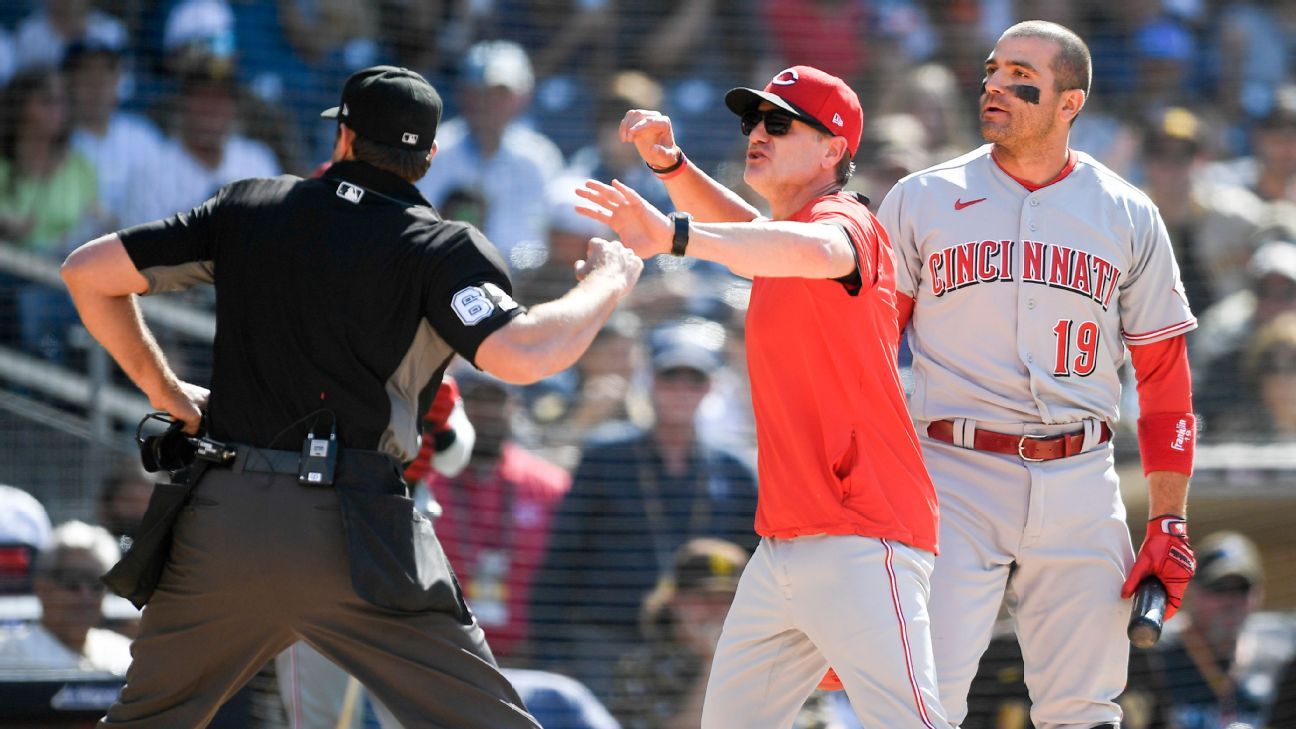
[{"x1": 926, "y1": 420, "x2": 1112, "y2": 462}]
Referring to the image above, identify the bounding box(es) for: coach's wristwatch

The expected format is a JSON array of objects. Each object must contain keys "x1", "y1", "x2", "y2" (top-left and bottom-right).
[{"x1": 669, "y1": 212, "x2": 692, "y2": 257}]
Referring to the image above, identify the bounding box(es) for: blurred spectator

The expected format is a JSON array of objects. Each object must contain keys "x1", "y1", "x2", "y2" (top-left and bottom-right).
[
  {"x1": 0, "y1": 484, "x2": 53, "y2": 596},
  {"x1": 13, "y1": 0, "x2": 128, "y2": 72},
  {"x1": 851, "y1": 112, "x2": 930, "y2": 204},
  {"x1": 96, "y1": 458, "x2": 153, "y2": 546},
  {"x1": 1216, "y1": 0, "x2": 1296, "y2": 122},
  {"x1": 887, "y1": 62, "x2": 978, "y2": 163},
  {"x1": 616, "y1": 1, "x2": 758, "y2": 173},
  {"x1": 514, "y1": 177, "x2": 616, "y2": 305},
  {"x1": 64, "y1": 39, "x2": 168, "y2": 229},
  {"x1": 1138, "y1": 106, "x2": 1267, "y2": 311},
  {"x1": 1129, "y1": 15, "x2": 1198, "y2": 113},
  {"x1": 762, "y1": 0, "x2": 936, "y2": 105},
  {"x1": 0, "y1": 67, "x2": 102, "y2": 255},
  {"x1": 422, "y1": 372, "x2": 572, "y2": 663},
  {"x1": 502, "y1": 0, "x2": 616, "y2": 157},
  {"x1": 1239, "y1": 312, "x2": 1296, "y2": 441},
  {"x1": 416, "y1": 40, "x2": 563, "y2": 265},
  {"x1": 530, "y1": 318, "x2": 759, "y2": 700},
  {"x1": 127, "y1": 57, "x2": 280, "y2": 225},
  {"x1": 1208, "y1": 85, "x2": 1296, "y2": 204},
  {"x1": 608, "y1": 537, "x2": 839, "y2": 729},
  {"x1": 1123, "y1": 531, "x2": 1272, "y2": 729},
  {"x1": 522, "y1": 311, "x2": 651, "y2": 467},
  {"x1": 0, "y1": 520, "x2": 130, "y2": 675},
  {"x1": 565, "y1": 71, "x2": 673, "y2": 214},
  {"x1": 1195, "y1": 240, "x2": 1296, "y2": 437},
  {"x1": 0, "y1": 66, "x2": 101, "y2": 361}
]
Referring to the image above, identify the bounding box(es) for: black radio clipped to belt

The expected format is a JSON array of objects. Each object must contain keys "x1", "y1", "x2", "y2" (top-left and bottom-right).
[{"x1": 298, "y1": 424, "x2": 338, "y2": 486}]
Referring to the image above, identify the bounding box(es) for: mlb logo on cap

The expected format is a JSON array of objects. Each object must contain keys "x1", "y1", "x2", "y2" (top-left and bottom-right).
[{"x1": 724, "y1": 65, "x2": 864, "y2": 158}]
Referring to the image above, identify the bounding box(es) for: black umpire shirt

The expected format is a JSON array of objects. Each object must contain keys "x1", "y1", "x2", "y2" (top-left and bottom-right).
[{"x1": 118, "y1": 160, "x2": 525, "y2": 461}]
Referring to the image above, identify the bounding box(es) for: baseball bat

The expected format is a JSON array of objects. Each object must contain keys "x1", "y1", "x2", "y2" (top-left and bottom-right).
[{"x1": 1127, "y1": 578, "x2": 1167, "y2": 649}]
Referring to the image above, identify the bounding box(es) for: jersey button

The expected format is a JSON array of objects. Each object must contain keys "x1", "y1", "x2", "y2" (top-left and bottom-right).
[
  {"x1": 1026, "y1": 353, "x2": 1035, "y2": 363},
  {"x1": 1027, "y1": 299, "x2": 1036, "y2": 309},
  {"x1": 1030, "y1": 199, "x2": 1040, "y2": 207},
  {"x1": 1029, "y1": 223, "x2": 1038, "y2": 231}
]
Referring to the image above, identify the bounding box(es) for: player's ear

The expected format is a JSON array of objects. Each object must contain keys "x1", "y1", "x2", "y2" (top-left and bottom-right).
[
  {"x1": 1060, "y1": 88, "x2": 1085, "y2": 123},
  {"x1": 426, "y1": 140, "x2": 438, "y2": 164}
]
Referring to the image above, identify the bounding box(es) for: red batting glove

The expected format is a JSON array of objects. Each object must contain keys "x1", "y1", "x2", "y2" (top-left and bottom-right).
[
  {"x1": 1121, "y1": 515, "x2": 1195, "y2": 621},
  {"x1": 817, "y1": 668, "x2": 844, "y2": 692},
  {"x1": 402, "y1": 377, "x2": 461, "y2": 482},
  {"x1": 425, "y1": 377, "x2": 460, "y2": 433}
]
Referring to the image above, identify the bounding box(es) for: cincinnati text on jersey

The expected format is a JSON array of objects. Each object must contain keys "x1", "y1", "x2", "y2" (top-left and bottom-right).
[{"x1": 927, "y1": 239, "x2": 1121, "y2": 309}]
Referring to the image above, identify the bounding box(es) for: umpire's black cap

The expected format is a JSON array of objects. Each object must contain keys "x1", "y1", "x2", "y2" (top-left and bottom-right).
[{"x1": 321, "y1": 66, "x2": 442, "y2": 152}]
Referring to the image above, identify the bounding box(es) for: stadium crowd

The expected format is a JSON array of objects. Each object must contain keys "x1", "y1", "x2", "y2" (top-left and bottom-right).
[{"x1": 1, "y1": 0, "x2": 1296, "y2": 727}]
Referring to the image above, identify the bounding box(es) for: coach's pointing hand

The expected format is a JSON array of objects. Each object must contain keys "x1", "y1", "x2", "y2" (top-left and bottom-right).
[{"x1": 576, "y1": 179, "x2": 672, "y2": 259}]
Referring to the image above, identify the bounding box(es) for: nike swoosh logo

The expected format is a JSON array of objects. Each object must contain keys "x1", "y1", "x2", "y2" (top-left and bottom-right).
[{"x1": 954, "y1": 197, "x2": 987, "y2": 210}]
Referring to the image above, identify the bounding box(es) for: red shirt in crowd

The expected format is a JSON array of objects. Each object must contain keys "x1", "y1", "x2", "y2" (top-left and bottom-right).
[{"x1": 425, "y1": 442, "x2": 570, "y2": 659}]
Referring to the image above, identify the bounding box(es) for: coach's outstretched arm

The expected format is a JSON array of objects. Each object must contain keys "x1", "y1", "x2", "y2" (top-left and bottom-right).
[
  {"x1": 62, "y1": 234, "x2": 208, "y2": 433},
  {"x1": 475, "y1": 236, "x2": 642, "y2": 384},
  {"x1": 621, "y1": 109, "x2": 761, "y2": 223},
  {"x1": 576, "y1": 179, "x2": 855, "y2": 281}
]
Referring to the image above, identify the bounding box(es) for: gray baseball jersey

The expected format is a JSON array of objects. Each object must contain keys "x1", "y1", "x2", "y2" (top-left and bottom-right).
[
  {"x1": 878, "y1": 144, "x2": 1196, "y2": 728},
  {"x1": 879, "y1": 144, "x2": 1196, "y2": 425}
]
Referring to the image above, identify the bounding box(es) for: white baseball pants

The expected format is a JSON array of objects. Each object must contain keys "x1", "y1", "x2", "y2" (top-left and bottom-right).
[{"x1": 701, "y1": 534, "x2": 950, "y2": 729}]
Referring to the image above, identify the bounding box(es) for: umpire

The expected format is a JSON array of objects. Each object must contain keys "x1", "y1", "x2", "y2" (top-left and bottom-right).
[{"x1": 60, "y1": 65, "x2": 642, "y2": 729}]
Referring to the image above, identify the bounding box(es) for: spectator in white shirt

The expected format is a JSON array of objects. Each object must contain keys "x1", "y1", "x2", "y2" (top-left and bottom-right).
[
  {"x1": 126, "y1": 56, "x2": 280, "y2": 224},
  {"x1": 0, "y1": 520, "x2": 132, "y2": 676},
  {"x1": 64, "y1": 40, "x2": 168, "y2": 229},
  {"x1": 416, "y1": 40, "x2": 563, "y2": 266}
]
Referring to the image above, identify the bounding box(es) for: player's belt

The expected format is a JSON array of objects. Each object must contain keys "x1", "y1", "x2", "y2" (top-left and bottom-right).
[{"x1": 926, "y1": 420, "x2": 1112, "y2": 462}]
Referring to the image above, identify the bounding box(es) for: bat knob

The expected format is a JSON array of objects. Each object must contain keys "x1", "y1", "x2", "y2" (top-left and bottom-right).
[{"x1": 1127, "y1": 578, "x2": 1167, "y2": 649}]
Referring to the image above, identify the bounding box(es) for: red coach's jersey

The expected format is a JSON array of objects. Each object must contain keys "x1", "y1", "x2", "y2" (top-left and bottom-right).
[{"x1": 746, "y1": 192, "x2": 938, "y2": 552}]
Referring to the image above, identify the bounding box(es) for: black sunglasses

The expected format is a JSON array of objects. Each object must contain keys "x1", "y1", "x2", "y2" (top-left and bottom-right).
[{"x1": 740, "y1": 108, "x2": 830, "y2": 137}]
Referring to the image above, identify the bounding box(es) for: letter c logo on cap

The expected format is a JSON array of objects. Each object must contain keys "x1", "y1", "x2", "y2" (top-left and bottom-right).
[{"x1": 772, "y1": 68, "x2": 798, "y2": 86}]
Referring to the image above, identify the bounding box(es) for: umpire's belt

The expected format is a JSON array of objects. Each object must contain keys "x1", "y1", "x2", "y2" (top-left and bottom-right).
[
  {"x1": 927, "y1": 419, "x2": 1112, "y2": 462},
  {"x1": 224, "y1": 446, "x2": 402, "y2": 486}
]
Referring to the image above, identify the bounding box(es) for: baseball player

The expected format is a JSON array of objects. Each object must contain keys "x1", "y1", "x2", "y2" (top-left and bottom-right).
[
  {"x1": 866, "y1": 20, "x2": 1197, "y2": 729},
  {"x1": 578, "y1": 66, "x2": 950, "y2": 728}
]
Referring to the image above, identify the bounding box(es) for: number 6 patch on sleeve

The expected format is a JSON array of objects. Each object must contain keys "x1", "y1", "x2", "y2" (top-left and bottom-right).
[{"x1": 451, "y1": 283, "x2": 519, "y2": 326}]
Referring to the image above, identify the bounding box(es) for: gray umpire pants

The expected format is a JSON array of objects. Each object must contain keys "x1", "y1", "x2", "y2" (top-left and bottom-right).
[{"x1": 99, "y1": 453, "x2": 539, "y2": 729}]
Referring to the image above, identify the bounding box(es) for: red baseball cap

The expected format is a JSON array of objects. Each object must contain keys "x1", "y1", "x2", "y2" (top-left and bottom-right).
[{"x1": 724, "y1": 66, "x2": 863, "y2": 158}]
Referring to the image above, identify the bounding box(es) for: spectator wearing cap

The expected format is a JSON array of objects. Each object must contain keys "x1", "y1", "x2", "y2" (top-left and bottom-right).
[
  {"x1": 608, "y1": 537, "x2": 839, "y2": 729},
  {"x1": 64, "y1": 40, "x2": 168, "y2": 230},
  {"x1": 1207, "y1": 84, "x2": 1296, "y2": 204},
  {"x1": 12, "y1": 0, "x2": 127, "y2": 73},
  {"x1": 1195, "y1": 239, "x2": 1296, "y2": 437},
  {"x1": 530, "y1": 318, "x2": 758, "y2": 701},
  {"x1": 1215, "y1": 0, "x2": 1296, "y2": 121},
  {"x1": 1137, "y1": 107, "x2": 1267, "y2": 312},
  {"x1": 1122, "y1": 531, "x2": 1271, "y2": 729},
  {"x1": 565, "y1": 72, "x2": 673, "y2": 217},
  {"x1": 415, "y1": 40, "x2": 564, "y2": 266},
  {"x1": 125, "y1": 57, "x2": 280, "y2": 226},
  {"x1": 1240, "y1": 312, "x2": 1296, "y2": 441},
  {"x1": 0, "y1": 484, "x2": 52, "y2": 597},
  {"x1": 0, "y1": 520, "x2": 131, "y2": 676}
]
